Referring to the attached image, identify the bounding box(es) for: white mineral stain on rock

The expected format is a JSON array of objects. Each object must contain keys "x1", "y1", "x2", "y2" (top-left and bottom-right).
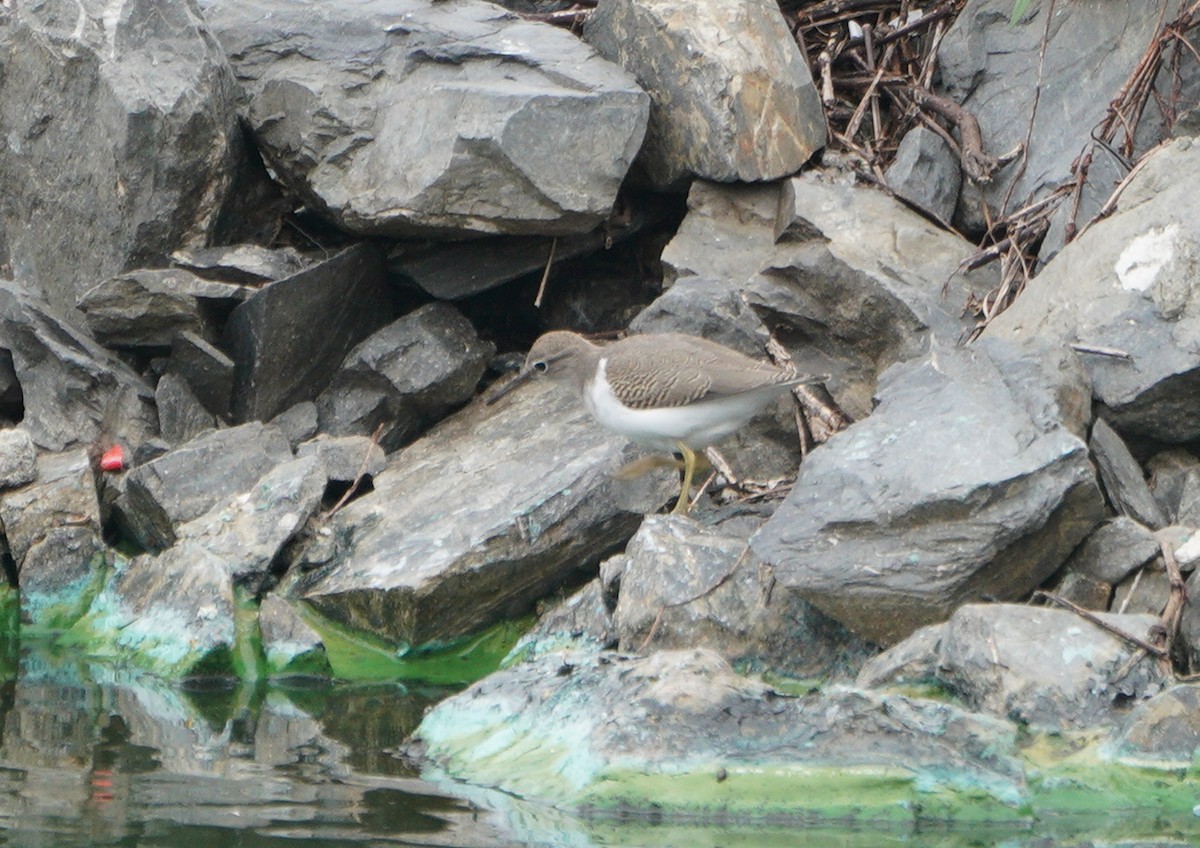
[{"x1": 1115, "y1": 224, "x2": 1178, "y2": 292}]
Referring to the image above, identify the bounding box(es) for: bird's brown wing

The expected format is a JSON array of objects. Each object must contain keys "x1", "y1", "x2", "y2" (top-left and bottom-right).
[{"x1": 601, "y1": 334, "x2": 796, "y2": 410}]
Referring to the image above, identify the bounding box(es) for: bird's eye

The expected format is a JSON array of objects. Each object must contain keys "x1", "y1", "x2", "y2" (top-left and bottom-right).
[{"x1": 532, "y1": 360, "x2": 548, "y2": 373}]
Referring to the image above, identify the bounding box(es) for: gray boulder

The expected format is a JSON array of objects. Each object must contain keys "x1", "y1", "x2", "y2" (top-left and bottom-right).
[
  {"x1": 885, "y1": 126, "x2": 962, "y2": 225},
  {"x1": 1111, "y1": 684, "x2": 1200, "y2": 768},
  {"x1": 938, "y1": 0, "x2": 1177, "y2": 257},
  {"x1": 938, "y1": 604, "x2": 1166, "y2": 730},
  {"x1": 0, "y1": 428, "x2": 36, "y2": 490},
  {"x1": 316, "y1": 302, "x2": 494, "y2": 452},
  {"x1": 296, "y1": 378, "x2": 675, "y2": 648},
  {"x1": 752, "y1": 339, "x2": 1104, "y2": 645},
  {"x1": 223, "y1": 244, "x2": 393, "y2": 422},
  {"x1": 202, "y1": 0, "x2": 647, "y2": 237},
  {"x1": 86, "y1": 455, "x2": 326, "y2": 677},
  {"x1": 77, "y1": 269, "x2": 249, "y2": 348},
  {"x1": 516, "y1": 579, "x2": 617, "y2": 657},
  {"x1": 659, "y1": 176, "x2": 994, "y2": 419},
  {"x1": 0, "y1": 450, "x2": 104, "y2": 627},
  {"x1": 1147, "y1": 449, "x2": 1200, "y2": 523},
  {"x1": 584, "y1": 0, "x2": 824, "y2": 189},
  {"x1": 610, "y1": 515, "x2": 870, "y2": 678},
  {"x1": 120, "y1": 422, "x2": 293, "y2": 550},
  {"x1": 0, "y1": 0, "x2": 240, "y2": 315},
  {"x1": 1058, "y1": 516, "x2": 1161, "y2": 587},
  {"x1": 413, "y1": 648, "x2": 1026, "y2": 817},
  {"x1": 986, "y1": 138, "x2": 1200, "y2": 443},
  {"x1": 0, "y1": 280, "x2": 157, "y2": 451}
]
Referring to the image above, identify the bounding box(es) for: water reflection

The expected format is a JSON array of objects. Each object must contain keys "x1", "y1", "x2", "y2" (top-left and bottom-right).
[
  {"x1": 0, "y1": 648, "x2": 513, "y2": 847},
  {"x1": 0, "y1": 647, "x2": 1186, "y2": 848}
]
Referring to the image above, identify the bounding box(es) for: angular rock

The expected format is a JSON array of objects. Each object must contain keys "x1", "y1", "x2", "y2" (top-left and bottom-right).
[
  {"x1": 87, "y1": 455, "x2": 325, "y2": 677},
  {"x1": 0, "y1": 428, "x2": 36, "y2": 490},
  {"x1": 585, "y1": 0, "x2": 824, "y2": 189},
  {"x1": 203, "y1": 0, "x2": 648, "y2": 237},
  {"x1": 296, "y1": 435, "x2": 384, "y2": 483},
  {"x1": 0, "y1": 281, "x2": 157, "y2": 451},
  {"x1": 1112, "y1": 567, "x2": 1170, "y2": 617},
  {"x1": 1052, "y1": 572, "x2": 1113, "y2": 612},
  {"x1": 120, "y1": 422, "x2": 293, "y2": 551},
  {"x1": 0, "y1": 0, "x2": 240, "y2": 315},
  {"x1": 1147, "y1": 448, "x2": 1200, "y2": 522},
  {"x1": 0, "y1": 450, "x2": 103, "y2": 627},
  {"x1": 986, "y1": 138, "x2": 1200, "y2": 443},
  {"x1": 295, "y1": 378, "x2": 676, "y2": 647},
  {"x1": 171, "y1": 244, "x2": 308, "y2": 285},
  {"x1": 660, "y1": 178, "x2": 995, "y2": 419},
  {"x1": 260, "y1": 594, "x2": 331, "y2": 678},
  {"x1": 517, "y1": 579, "x2": 617, "y2": 656},
  {"x1": 939, "y1": 1, "x2": 1177, "y2": 256},
  {"x1": 269, "y1": 402, "x2": 319, "y2": 450},
  {"x1": 752, "y1": 339, "x2": 1105, "y2": 645},
  {"x1": 155, "y1": 373, "x2": 216, "y2": 446},
  {"x1": 1059, "y1": 516, "x2": 1161, "y2": 586},
  {"x1": 223, "y1": 244, "x2": 393, "y2": 422},
  {"x1": 170, "y1": 331, "x2": 236, "y2": 420},
  {"x1": 885, "y1": 127, "x2": 962, "y2": 225},
  {"x1": 316, "y1": 303, "x2": 493, "y2": 452},
  {"x1": 77, "y1": 269, "x2": 249, "y2": 348},
  {"x1": 413, "y1": 649, "x2": 1027, "y2": 816},
  {"x1": 938, "y1": 604, "x2": 1165, "y2": 730},
  {"x1": 1090, "y1": 418, "x2": 1167, "y2": 529},
  {"x1": 1111, "y1": 684, "x2": 1200, "y2": 768},
  {"x1": 611, "y1": 515, "x2": 869, "y2": 678},
  {"x1": 855, "y1": 623, "x2": 945, "y2": 689}
]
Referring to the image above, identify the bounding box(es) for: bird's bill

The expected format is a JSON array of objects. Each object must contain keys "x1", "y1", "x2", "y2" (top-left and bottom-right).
[{"x1": 485, "y1": 368, "x2": 534, "y2": 405}]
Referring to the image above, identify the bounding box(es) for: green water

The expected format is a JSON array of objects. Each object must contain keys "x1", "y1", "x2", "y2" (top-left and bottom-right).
[{"x1": 0, "y1": 644, "x2": 1193, "y2": 847}]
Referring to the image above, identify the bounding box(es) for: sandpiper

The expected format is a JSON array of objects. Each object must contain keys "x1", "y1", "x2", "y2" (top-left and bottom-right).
[{"x1": 488, "y1": 330, "x2": 815, "y2": 514}]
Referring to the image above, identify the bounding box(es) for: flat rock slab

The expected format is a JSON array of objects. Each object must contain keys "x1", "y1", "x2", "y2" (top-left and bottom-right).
[
  {"x1": 413, "y1": 648, "x2": 1027, "y2": 817},
  {"x1": 938, "y1": 604, "x2": 1166, "y2": 731},
  {"x1": 0, "y1": 0, "x2": 240, "y2": 315},
  {"x1": 752, "y1": 338, "x2": 1104, "y2": 645},
  {"x1": 171, "y1": 244, "x2": 309, "y2": 284},
  {"x1": 223, "y1": 244, "x2": 393, "y2": 422},
  {"x1": 986, "y1": 138, "x2": 1200, "y2": 443},
  {"x1": 77, "y1": 269, "x2": 249, "y2": 348},
  {"x1": 0, "y1": 280, "x2": 157, "y2": 451},
  {"x1": 296, "y1": 379, "x2": 675, "y2": 647},
  {"x1": 585, "y1": 0, "x2": 824, "y2": 188},
  {"x1": 1090, "y1": 417, "x2": 1167, "y2": 529},
  {"x1": 202, "y1": 0, "x2": 647, "y2": 237}
]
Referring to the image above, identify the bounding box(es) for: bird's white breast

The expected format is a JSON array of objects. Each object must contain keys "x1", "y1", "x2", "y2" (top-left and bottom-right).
[{"x1": 583, "y1": 358, "x2": 783, "y2": 451}]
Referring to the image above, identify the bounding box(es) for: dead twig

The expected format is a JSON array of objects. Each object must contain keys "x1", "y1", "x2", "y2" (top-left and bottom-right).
[{"x1": 1033, "y1": 590, "x2": 1167, "y2": 658}]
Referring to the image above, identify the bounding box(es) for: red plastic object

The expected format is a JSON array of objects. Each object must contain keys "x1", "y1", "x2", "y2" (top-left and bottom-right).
[{"x1": 99, "y1": 445, "x2": 126, "y2": 473}]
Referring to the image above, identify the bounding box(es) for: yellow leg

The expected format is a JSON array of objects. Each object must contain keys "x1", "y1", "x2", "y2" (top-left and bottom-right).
[
  {"x1": 614, "y1": 454, "x2": 684, "y2": 481},
  {"x1": 671, "y1": 442, "x2": 697, "y2": 515}
]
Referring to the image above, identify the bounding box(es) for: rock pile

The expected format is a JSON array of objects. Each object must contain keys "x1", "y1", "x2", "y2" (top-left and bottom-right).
[{"x1": 2, "y1": 0, "x2": 1200, "y2": 826}]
